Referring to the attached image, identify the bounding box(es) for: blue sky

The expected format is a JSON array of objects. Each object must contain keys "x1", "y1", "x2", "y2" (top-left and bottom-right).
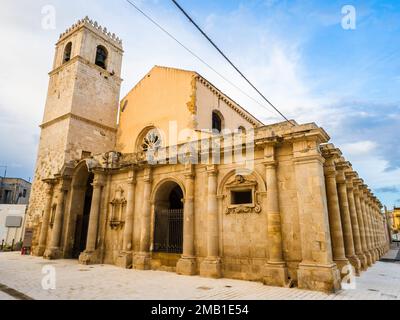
[{"x1": 0, "y1": 0, "x2": 399, "y2": 207}]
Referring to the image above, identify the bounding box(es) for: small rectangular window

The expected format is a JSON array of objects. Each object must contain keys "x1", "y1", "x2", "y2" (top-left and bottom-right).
[
  {"x1": 81, "y1": 151, "x2": 91, "y2": 159},
  {"x1": 231, "y1": 190, "x2": 252, "y2": 205}
]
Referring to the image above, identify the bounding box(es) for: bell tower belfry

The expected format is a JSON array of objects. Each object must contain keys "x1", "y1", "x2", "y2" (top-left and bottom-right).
[{"x1": 27, "y1": 17, "x2": 123, "y2": 243}]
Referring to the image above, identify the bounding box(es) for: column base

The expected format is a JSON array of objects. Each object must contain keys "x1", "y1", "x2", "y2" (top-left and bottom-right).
[
  {"x1": 347, "y1": 255, "x2": 361, "y2": 276},
  {"x1": 263, "y1": 262, "x2": 289, "y2": 287},
  {"x1": 79, "y1": 250, "x2": 99, "y2": 265},
  {"x1": 43, "y1": 247, "x2": 62, "y2": 260},
  {"x1": 334, "y1": 258, "x2": 351, "y2": 279},
  {"x1": 297, "y1": 263, "x2": 341, "y2": 293},
  {"x1": 200, "y1": 258, "x2": 222, "y2": 279},
  {"x1": 133, "y1": 252, "x2": 151, "y2": 270},
  {"x1": 357, "y1": 253, "x2": 368, "y2": 271},
  {"x1": 176, "y1": 256, "x2": 197, "y2": 276},
  {"x1": 371, "y1": 249, "x2": 378, "y2": 262},
  {"x1": 364, "y1": 252, "x2": 373, "y2": 266},
  {"x1": 115, "y1": 251, "x2": 133, "y2": 269},
  {"x1": 32, "y1": 245, "x2": 46, "y2": 257}
]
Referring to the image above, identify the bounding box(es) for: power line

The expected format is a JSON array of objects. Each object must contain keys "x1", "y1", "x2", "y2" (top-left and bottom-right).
[
  {"x1": 171, "y1": 0, "x2": 293, "y2": 125},
  {"x1": 124, "y1": 0, "x2": 278, "y2": 118}
]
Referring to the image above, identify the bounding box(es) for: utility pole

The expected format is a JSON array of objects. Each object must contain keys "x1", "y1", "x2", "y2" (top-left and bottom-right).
[{"x1": 0, "y1": 165, "x2": 7, "y2": 204}]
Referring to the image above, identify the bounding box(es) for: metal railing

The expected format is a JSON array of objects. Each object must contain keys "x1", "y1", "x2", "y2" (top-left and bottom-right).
[{"x1": 153, "y1": 209, "x2": 183, "y2": 254}]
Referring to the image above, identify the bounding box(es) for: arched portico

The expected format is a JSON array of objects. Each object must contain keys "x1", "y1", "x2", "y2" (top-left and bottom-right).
[{"x1": 63, "y1": 161, "x2": 94, "y2": 259}]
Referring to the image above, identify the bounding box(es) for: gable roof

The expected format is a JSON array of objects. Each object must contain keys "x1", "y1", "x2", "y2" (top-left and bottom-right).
[{"x1": 122, "y1": 65, "x2": 264, "y2": 127}]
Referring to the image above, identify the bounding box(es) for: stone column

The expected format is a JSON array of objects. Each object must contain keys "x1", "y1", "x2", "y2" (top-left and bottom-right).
[
  {"x1": 177, "y1": 164, "x2": 197, "y2": 275},
  {"x1": 372, "y1": 200, "x2": 382, "y2": 257},
  {"x1": 34, "y1": 180, "x2": 55, "y2": 257},
  {"x1": 134, "y1": 167, "x2": 152, "y2": 270},
  {"x1": 369, "y1": 195, "x2": 380, "y2": 260},
  {"x1": 345, "y1": 171, "x2": 367, "y2": 271},
  {"x1": 365, "y1": 192, "x2": 378, "y2": 262},
  {"x1": 44, "y1": 180, "x2": 68, "y2": 260},
  {"x1": 79, "y1": 172, "x2": 105, "y2": 265},
  {"x1": 354, "y1": 179, "x2": 372, "y2": 266},
  {"x1": 200, "y1": 165, "x2": 221, "y2": 278},
  {"x1": 293, "y1": 134, "x2": 341, "y2": 293},
  {"x1": 116, "y1": 169, "x2": 136, "y2": 269},
  {"x1": 321, "y1": 145, "x2": 349, "y2": 278},
  {"x1": 263, "y1": 143, "x2": 289, "y2": 287},
  {"x1": 360, "y1": 186, "x2": 374, "y2": 263},
  {"x1": 336, "y1": 161, "x2": 361, "y2": 274}
]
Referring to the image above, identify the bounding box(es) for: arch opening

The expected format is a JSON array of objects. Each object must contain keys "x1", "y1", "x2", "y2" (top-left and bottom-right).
[
  {"x1": 63, "y1": 42, "x2": 72, "y2": 63},
  {"x1": 68, "y1": 164, "x2": 94, "y2": 258},
  {"x1": 212, "y1": 110, "x2": 224, "y2": 133},
  {"x1": 95, "y1": 45, "x2": 108, "y2": 69},
  {"x1": 153, "y1": 181, "x2": 184, "y2": 255}
]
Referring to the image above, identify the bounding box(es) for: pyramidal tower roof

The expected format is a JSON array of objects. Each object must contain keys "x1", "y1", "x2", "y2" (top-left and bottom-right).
[{"x1": 58, "y1": 16, "x2": 123, "y2": 50}]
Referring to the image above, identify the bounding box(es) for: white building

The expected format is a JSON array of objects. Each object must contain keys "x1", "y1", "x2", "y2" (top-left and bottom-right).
[{"x1": 0, "y1": 205, "x2": 27, "y2": 247}]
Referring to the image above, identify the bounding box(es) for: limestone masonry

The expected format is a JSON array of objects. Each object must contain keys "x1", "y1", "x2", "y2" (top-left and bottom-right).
[{"x1": 26, "y1": 17, "x2": 390, "y2": 293}]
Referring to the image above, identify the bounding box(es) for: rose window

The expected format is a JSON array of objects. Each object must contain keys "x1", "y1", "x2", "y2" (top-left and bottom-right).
[{"x1": 141, "y1": 129, "x2": 162, "y2": 152}]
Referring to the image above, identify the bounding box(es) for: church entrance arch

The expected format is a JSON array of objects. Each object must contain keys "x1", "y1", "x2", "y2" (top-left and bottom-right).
[
  {"x1": 153, "y1": 181, "x2": 184, "y2": 255},
  {"x1": 67, "y1": 163, "x2": 94, "y2": 259}
]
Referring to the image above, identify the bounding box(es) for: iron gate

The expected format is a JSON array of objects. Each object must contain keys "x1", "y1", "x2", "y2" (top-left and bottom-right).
[{"x1": 154, "y1": 209, "x2": 183, "y2": 254}]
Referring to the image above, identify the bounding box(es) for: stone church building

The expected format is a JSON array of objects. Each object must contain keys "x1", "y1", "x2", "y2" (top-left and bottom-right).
[{"x1": 26, "y1": 17, "x2": 390, "y2": 292}]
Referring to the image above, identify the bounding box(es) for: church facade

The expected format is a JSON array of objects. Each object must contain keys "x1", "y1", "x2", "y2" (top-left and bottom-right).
[{"x1": 26, "y1": 17, "x2": 390, "y2": 292}]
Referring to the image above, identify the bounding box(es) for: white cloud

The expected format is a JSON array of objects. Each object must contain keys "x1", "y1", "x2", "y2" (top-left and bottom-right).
[{"x1": 341, "y1": 140, "x2": 378, "y2": 158}]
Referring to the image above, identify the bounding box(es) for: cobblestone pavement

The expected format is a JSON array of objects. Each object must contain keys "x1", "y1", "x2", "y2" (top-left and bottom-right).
[{"x1": 0, "y1": 252, "x2": 399, "y2": 300}]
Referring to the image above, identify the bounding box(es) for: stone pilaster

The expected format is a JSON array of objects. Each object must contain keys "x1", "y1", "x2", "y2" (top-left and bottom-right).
[
  {"x1": 336, "y1": 161, "x2": 360, "y2": 275},
  {"x1": 354, "y1": 179, "x2": 372, "y2": 266},
  {"x1": 262, "y1": 143, "x2": 289, "y2": 287},
  {"x1": 345, "y1": 171, "x2": 367, "y2": 271},
  {"x1": 116, "y1": 169, "x2": 136, "y2": 269},
  {"x1": 321, "y1": 144, "x2": 349, "y2": 278},
  {"x1": 44, "y1": 179, "x2": 69, "y2": 260},
  {"x1": 177, "y1": 164, "x2": 197, "y2": 276},
  {"x1": 79, "y1": 172, "x2": 105, "y2": 265},
  {"x1": 292, "y1": 133, "x2": 341, "y2": 293},
  {"x1": 200, "y1": 165, "x2": 222, "y2": 278},
  {"x1": 134, "y1": 167, "x2": 152, "y2": 270},
  {"x1": 33, "y1": 180, "x2": 55, "y2": 257}
]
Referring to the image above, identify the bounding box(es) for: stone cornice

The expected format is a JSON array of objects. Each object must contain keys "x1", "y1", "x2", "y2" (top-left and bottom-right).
[
  {"x1": 49, "y1": 55, "x2": 123, "y2": 84},
  {"x1": 40, "y1": 112, "x2": 117, "y2": 133}
]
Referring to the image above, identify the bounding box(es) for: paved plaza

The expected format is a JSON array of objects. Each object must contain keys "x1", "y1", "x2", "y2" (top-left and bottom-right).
[{"x1": 0, "y1": 250, "x2": 399, "y2": 300}]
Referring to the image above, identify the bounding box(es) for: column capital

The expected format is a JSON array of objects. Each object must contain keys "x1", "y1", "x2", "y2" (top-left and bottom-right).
[
  {"x1": 43, "y1": 179, "x2": 56, "y2": 195},
  {"x1": 184, "y1": 163, "x2": 196, "y2": 179},
  {"x1": 320, "y1": 143, "x2": 342, "y2": 160},
  {"x1": 127, "y1": 169, "x2": 137, "y2": 185},
  {"x1": 143, "y1": 167, "x2": 152, "y2": 183},
  {"x1": 262, "y1": 142, "x2": 278, "y2": 164},
  {"x1": 206, "y1": 164, "x2": 218, "y2": 176}
]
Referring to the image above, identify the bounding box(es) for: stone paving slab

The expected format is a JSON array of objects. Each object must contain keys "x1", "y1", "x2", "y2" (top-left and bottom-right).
[{"x1": 0, "y1": 252, "x2": 399, "y2": 300}]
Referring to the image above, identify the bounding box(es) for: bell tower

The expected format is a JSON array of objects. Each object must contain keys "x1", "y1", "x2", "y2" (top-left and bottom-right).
[{"x1": 27, "y1": 17, "x2": 123, "y2": 240}]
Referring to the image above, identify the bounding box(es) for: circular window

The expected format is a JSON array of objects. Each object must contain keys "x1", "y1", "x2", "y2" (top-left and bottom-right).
[{"x1": 141, "y1": 129, "x2": 162, "y2": 152}]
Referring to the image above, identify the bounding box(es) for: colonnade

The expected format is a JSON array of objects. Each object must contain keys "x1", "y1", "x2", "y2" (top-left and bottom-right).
[{"x1": 321, "y1": 144, "x2": 390, "y2": 276}]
